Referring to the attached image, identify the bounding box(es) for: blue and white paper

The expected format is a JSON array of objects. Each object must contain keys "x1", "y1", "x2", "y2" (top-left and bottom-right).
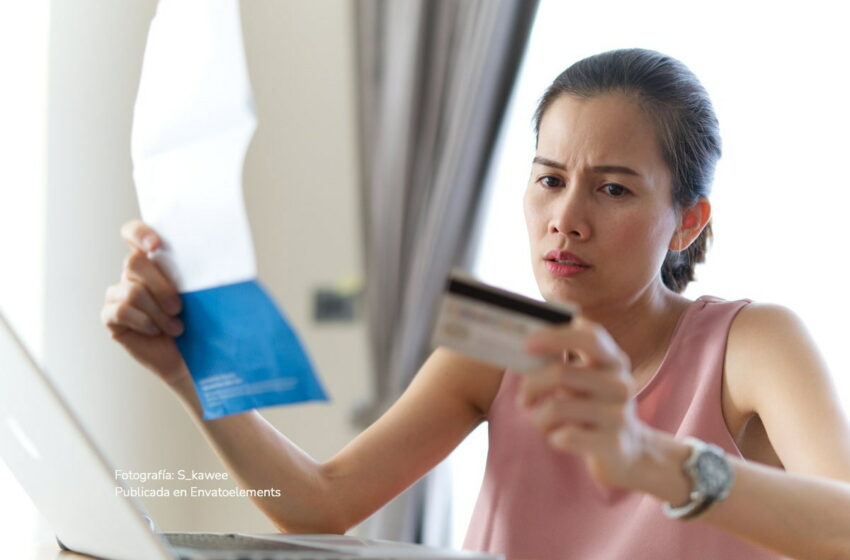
[{"x1": 131, "y1": 0, "x2": 327, "y2": 419}]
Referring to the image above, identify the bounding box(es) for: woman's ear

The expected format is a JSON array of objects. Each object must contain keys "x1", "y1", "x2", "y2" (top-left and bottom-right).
[{"x1": 669, "y1": 197, "x2": 711, "y2": 251}]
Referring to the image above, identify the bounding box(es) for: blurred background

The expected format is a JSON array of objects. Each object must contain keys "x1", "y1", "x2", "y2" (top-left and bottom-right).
[
  {"x1": 1, "y1": 0, "x2": 374, "y2": 548},
  {"x1": 1, "y1": 0, "x2": 848, "y2": 554}
]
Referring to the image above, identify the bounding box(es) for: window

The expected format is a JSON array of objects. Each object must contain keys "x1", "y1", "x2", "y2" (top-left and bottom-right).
[{"x1": 449, "y1": 0, "x2": 850, "y2": 548}]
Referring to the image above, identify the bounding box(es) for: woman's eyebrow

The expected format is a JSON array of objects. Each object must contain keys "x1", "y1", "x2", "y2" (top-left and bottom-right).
[{"x1": 532, "y1": 156, "x2": 642, "y2": 178}]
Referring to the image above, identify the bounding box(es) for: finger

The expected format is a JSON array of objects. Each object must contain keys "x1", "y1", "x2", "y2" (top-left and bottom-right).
[
  {"x1": 113, "y1": 280, "x2": 183, "y2": 336},
  {"x1": 101, "y1": 299, "x2": 162, "y2": 337},
  {"x1": 519, "y1": 360, "x2": 577, "y2": 406},
  {"x1": 553, "y1": 367, "x2": 634, "y2": 404},
  {"x1": 121, "y1": 250, "x2": 182, "y2": 316},
  {"x1": 104, "y1": 283, "x2": 123, "y2": 304},
  {"x1": 547, "y1": 423, "x2": 604, "y2": 454},
  {"x1": 526, "y1": 317, "x2": 626, "y2": 368},
  {"x1": 530, "y1": 394, "x2": 624, "y2": 434},
  {"x1": 519, "y1": 359, "x2": 623, "y2": 407},
  {"x1": 120, "y1": 219, "x2": 161, "y2": 254},
  {"x1": 100, "y1": 300, "x2": 129, "y2": 337}
]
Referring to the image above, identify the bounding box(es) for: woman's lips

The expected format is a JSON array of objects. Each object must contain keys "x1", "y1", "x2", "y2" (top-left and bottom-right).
[
  {"x1": 543, "y1": 250, "x2": 591, "y2": 276},
  {"x1": 544, "y1": 250, "x2": 589, "y2": 265},
  {"x1": 545, "y1": 260, "x2": 590, "y2": 277}
]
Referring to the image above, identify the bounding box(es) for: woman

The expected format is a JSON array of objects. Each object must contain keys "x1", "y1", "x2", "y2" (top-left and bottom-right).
[{"x1": 101, "y1": 49, "x2": 850, "y2": 559}]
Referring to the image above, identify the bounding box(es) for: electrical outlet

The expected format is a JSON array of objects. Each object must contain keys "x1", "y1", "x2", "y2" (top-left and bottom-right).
[{"x1": 313, "y1": 288, "x2": 360, "y2": 322}]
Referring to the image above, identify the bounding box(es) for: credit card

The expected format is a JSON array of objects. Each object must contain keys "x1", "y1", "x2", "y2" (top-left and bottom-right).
[{"x1": 430, "y1": 271, "x2": 578, "y2": 372}]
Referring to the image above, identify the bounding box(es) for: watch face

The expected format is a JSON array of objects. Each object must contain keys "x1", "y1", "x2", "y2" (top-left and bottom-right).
[{"x1": 697, "y1": 450, "x2": 732, "y2": 496}]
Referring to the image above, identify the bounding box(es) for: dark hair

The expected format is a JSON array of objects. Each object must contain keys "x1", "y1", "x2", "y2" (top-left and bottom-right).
[{"x1": 533, "y1": 48, "x2": 721, "y2": 293}]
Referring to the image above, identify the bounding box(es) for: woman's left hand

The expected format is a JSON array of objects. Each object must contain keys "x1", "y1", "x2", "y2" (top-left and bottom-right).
[{"x1": 518, "y1": 316, "x2": 650, "y2": 489}]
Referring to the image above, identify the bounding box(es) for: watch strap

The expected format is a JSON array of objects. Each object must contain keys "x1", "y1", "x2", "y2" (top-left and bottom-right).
[{"x1": 662, "y1": 437, "x2": 732, "y2": 520}]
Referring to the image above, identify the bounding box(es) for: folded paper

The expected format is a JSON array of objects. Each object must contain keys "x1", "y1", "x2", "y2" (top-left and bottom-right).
[{"x1": 131, "y1": 0, "x2": 327, "y2": 419}]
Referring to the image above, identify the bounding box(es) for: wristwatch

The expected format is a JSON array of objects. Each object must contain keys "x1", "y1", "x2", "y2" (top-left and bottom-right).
[{"x1": 662, "y1": 437, "x2": 734, "y2": 520}]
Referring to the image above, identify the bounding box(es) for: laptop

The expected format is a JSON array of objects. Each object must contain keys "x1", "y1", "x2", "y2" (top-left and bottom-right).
[{"x1": 0, "y1": 312, "x2": 500, "y2": 560}]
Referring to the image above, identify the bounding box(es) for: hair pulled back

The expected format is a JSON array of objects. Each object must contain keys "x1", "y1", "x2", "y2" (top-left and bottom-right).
[{"x1": 533, "y1": 48, "x2": 721, "y2": 293}]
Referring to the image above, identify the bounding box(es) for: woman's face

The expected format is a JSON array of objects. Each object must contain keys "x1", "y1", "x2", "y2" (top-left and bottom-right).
[{"x1": 524, "y1": 93, "x2": 680, "y2": 310}]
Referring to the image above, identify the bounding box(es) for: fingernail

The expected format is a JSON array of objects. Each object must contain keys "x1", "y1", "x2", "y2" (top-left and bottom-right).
[
  {"x1": 165, "y1": 296, "x2": 182, "y2": 315},
  {"x1": 525, "y1": 341, "x2": 542, "y2": 355},
  {"x1": 142, "y1": 234, "x2": 156, "y2": 252},
  {"x1": 146, "y1": 324, "x2": 162, "y2": 336},
  {"x1": 167, "y1": 318, "x2": 184, "y2": 336}
]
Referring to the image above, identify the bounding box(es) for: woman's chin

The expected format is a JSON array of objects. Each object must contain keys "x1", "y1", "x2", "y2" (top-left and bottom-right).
[{"x1": 539, "y1": 282, "x2": 584, "y2": 306}]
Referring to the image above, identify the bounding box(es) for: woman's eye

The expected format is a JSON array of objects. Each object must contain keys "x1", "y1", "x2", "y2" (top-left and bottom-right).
[
  {"x1": 539, "y1": 176, "x2": 562, "y2": 188},
  {"x1": 602, "y1": 183, "x2": 630, "y2": 197}
]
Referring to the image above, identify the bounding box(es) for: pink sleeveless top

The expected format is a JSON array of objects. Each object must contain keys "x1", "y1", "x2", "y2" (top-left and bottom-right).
[{"x1": 464, "y1": 296, "x2": 787, "y2": 560}]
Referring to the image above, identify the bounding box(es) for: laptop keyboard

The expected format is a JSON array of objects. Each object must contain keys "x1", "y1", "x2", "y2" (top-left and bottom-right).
[{"x1": 164, "y1": 532, "x2": 354, "y2": 559}]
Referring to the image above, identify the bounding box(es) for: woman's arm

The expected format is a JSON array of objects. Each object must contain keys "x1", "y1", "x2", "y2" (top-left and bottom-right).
[
  {"x1": 627, "y1": 427, "x2": 850, "y2": 560},
  {"x1": 103, "y1": 220, "x2": 504, "y2": 534},
  {"x1": 168, "y1": 347, "x2": 501, "y2": 534},
  {"x1": 520, "y1": 309, "x2": 850, "y2": 560},
  {"x1": 711, "y1": 303, "x2": 850, "y2": 557}
]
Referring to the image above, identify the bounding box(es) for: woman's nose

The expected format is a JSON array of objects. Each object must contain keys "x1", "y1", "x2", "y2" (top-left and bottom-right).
[{"x1": 548, "y1": 188, "x2": 590, "y2": 240}]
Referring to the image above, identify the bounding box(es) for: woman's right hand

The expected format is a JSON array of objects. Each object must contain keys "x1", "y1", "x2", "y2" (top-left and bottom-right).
[{"x1": 100, "y1": 219, "x2": 189, "y2": 388}]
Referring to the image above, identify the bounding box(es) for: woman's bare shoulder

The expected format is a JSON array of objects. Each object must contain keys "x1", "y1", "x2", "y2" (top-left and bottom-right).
[
  {"x1": 725, "y1": 302, "x2": 813, "y2": 410},
  {"x1": 725, "y1": 301, "x2": 850, "y2": 478},
  {"x1": 726, "y1": 302, "x2": 820, "y2": 379}
]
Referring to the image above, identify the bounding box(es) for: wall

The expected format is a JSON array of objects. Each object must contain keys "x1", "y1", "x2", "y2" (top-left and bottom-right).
[
  {"x1": 0, "y1": 0, "x2": 49, "y2": 549},
  {"x1": 42, "y1": 0, "x2": 369, "y2": 533}
]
